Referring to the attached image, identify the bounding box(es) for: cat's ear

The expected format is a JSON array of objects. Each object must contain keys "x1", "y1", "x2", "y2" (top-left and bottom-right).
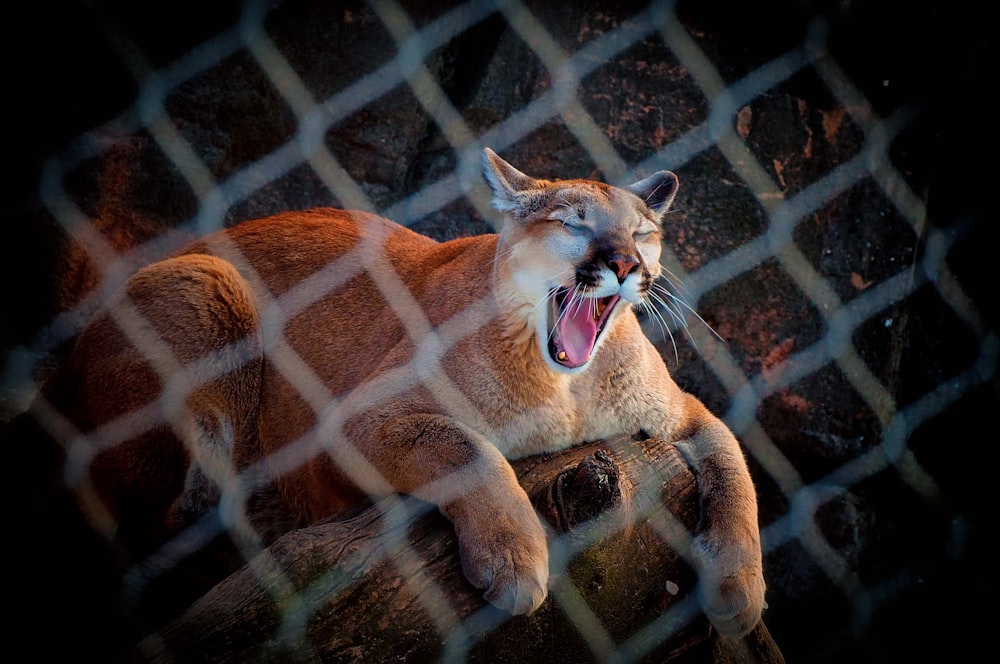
[
  {"x1": 625, "y1": 171, "x2": 679, "y2": 221},
  {"x1": 482, "y1": 148, "x2": 541, "y2": 214}
]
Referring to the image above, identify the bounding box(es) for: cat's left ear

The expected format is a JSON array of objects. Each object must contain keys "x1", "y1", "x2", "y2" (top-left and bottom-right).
[
  {"x1": 482, "y1": 147, "x2": 542, "y2": 214},
  {"x1": 625, "y1": 171, "x2": 679, "y2": 221}
]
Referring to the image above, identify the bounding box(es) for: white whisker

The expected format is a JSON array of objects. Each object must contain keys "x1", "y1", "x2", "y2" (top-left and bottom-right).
[
  {"x1": 648, "y1": 287, "x2": 686, "y2": 329},
  {"x1": 545, "y1": 290, "x2": 561, "y2": 344},
  {"x1": 532, "y1": 267, "x2": 574, "y2": 316},
  {"x1": 548, "y1": 284, "x2": 580, "y2": 344},
  {"x1": 646, "y1": 288, "x2": 690, "y2": 357},
  {"x1": 657, "y1": 280, "x2": 723, "y2": 343},
  {"x1": 566, "y1": 284, "x2": 586, "y2": 318},
  {"x1": 642, "y1": 274, "x2": 726, "y2": 357},
  {"x1": 657, "y1": 262, "x2": 693, "y2": 298},
  {"x1": 639, "y1": 298, "x2": 677, "y2": 362}
]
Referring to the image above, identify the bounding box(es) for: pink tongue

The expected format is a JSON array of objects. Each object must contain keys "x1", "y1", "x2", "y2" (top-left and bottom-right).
[{"x1": 559, "y1": 301, "x2": 597, "y2": 366}]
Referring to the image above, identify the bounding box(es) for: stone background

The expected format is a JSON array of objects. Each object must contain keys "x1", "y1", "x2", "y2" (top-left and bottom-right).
[{"x1": 4, "y1": 0, "x2": 994, "y2": 662}]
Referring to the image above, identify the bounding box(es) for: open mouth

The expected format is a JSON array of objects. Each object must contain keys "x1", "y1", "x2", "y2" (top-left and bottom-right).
[{"x1": 547, "y1": 287, "x2": 621, "y2": 368}]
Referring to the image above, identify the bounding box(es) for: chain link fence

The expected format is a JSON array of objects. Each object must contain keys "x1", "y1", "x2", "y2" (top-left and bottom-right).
[{"x1": 4, "y1": 0, "x2": 993, "y2": 661}]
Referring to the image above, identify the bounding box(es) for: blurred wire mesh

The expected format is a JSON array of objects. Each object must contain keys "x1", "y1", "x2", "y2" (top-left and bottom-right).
[{"x1": 3, "y1": 0, "x2": 993, "y2": 661}]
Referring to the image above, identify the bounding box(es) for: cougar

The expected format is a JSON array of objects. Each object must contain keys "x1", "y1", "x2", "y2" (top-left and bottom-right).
[{"x1": 38, "y1": 148, "x2": 765, "y2": 636}]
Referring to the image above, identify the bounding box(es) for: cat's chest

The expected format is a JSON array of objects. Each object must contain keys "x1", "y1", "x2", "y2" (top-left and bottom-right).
[{"x1": 488, "y1": 380, "x2": 625, "y2": 459}]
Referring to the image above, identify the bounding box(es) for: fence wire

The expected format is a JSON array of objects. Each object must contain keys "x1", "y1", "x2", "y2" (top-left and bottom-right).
[{"x1": 4, "y1": 0, "x2": 994, "y2": 662}]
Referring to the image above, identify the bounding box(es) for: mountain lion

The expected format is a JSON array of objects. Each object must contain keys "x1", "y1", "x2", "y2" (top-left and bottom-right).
[{"x1": 37, "y1": 148, "x2": 765, "y2": 637}]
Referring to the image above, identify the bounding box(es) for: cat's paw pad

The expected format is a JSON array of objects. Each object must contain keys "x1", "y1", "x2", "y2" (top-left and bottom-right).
[
  {"x1": 691, "y1": 534, "x2": 766, "y2": 637},
  {"x1": 698, "y1": 568, "x2": 765, "y2": 637},
  {"x1": 456, "y1": 515, "x2": 549, "y2": 615},
  {"x1": 478, "y1": 552, "x2": 548, "y2": 615}
]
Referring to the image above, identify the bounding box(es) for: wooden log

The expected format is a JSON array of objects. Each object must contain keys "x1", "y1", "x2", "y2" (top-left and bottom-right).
[{"x1": 124, "y1": 436, "x2": 784, "y2": 663}]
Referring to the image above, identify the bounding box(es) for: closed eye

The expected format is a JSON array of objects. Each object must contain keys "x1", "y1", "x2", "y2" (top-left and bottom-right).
[
  {"x1": 555, "y1": 219, "x2": 590, "y2": 236},
  {"x1": 633, "y1": 229, "x2": 658, "y2": 241}
]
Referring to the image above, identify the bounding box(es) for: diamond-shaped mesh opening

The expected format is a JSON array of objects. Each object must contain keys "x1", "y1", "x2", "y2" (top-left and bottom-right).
[
  {"x1": 757, "y1": 364, "x2": 882, "y2": 483},
  {"x1": 665, "y1": 148, "x2": 770, "y2": 270},
  {"x1": 164, "y1": 51, "x2": 299, "y2": 182},
  {"x1": 738, "y1": 68, "x2": 867, "y2": 198},
  {"x1": 579, "y1": 39, "x2": 705, "y2": 165},
  {"x1": 852, "y1": 284, "x2": 980, "y2": 409},
  {"x1": 794, "y1": 176, "x2": 920, "y2": 304},
  {"x1": 699, "y1": 260, "x2": 826, "y2": 377}
]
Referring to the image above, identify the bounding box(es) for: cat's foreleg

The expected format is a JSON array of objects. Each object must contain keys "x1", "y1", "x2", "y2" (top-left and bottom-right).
[
  {"x1": 342, "y1": 412, "x2": 549, "y2": 615},
  {"x1": 657, "y1": 393, "x2": 766, "y2": 638}
]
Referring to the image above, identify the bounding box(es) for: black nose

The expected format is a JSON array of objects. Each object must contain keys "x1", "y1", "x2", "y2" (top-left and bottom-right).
[{"x1": 608, "y1": 253, "x2": 639, "y2": 283}]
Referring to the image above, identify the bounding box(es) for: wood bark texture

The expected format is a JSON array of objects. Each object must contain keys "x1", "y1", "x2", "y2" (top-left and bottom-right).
[{"x1": 125, "y1": 436, "x2": 784, "y2": 663}]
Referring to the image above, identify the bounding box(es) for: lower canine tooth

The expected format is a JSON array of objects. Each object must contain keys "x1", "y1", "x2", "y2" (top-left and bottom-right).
[{"x1": 557, "y1": 351, "x2": 567, "y2": 361}]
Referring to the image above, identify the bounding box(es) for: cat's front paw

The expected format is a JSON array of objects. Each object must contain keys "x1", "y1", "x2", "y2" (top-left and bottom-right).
[
  {"x1": 691, "y1": 532, "x2": 766, "y2": 638},
  {"x1": 449, "y1": 498, "x2": 549, "y2": 615}
]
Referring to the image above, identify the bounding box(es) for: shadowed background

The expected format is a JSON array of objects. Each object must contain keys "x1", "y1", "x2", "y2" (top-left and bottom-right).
[{"x1": 4, "y1": 0, "x2": 993, "y2": 661}]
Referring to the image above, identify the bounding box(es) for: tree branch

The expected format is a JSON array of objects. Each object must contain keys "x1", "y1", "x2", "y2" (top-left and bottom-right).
[{"x1": 126, "y1": 436, "x2": 783, "y2": 663}]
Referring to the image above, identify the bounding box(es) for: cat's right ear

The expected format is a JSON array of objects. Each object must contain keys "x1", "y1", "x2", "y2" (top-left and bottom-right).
[
  {"x1": 482, "y1": 148, "x2": 540, "y2": 214},
  {"x1": 625, "y1": 171, "x2": 679, "y2": 222}
]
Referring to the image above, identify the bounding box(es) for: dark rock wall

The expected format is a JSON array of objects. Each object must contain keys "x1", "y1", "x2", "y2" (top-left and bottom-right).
[{"x1": 5, "y1": 1, "x2": 993, "y2": 662}]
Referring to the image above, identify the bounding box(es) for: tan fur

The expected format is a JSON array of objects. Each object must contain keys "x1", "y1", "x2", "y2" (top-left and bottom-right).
[{"x1": 41, "y1": 149, "x2": 765, "y2": 634}]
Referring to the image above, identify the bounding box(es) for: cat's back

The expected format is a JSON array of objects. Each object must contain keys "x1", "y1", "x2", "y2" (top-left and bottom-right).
[{"x1": 184, "y1": 208, "x2": 442, "y2": 297}]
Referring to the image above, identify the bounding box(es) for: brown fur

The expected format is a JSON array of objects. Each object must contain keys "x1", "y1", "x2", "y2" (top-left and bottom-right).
[{"x1": 38, "y1": 149, "x2": 765, "y2": 634}]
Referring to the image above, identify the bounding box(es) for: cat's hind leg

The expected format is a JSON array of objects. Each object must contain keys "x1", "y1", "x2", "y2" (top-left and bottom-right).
[{"x1": 60, "y1": 253, "x2": 264, "y2": 556}]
